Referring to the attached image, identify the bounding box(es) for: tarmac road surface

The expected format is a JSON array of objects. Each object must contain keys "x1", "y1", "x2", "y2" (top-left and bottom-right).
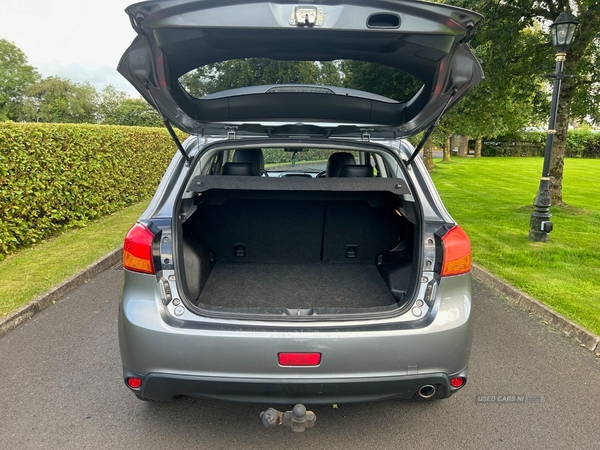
[{"x1": 1, "y1": 266, "x2": 599, "y2": 449}]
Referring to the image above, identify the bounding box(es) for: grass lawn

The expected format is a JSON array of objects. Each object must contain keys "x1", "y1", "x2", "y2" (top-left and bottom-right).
[
  {"x1": 0, "y1": 200, "x2": 149, "y2": 318},
  {"x1": 430, "y1": 157, "x2": 600, "y2": 335}
]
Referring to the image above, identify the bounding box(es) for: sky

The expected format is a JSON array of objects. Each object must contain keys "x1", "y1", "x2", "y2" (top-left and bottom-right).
[{"x1": 0, "y1": 0, "x2": 140, "y2": 96}]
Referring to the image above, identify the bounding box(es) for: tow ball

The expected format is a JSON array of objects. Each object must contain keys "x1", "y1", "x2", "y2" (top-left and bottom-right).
[{"x1": 260, "y1": 404, "x2": 316, "y2": 432}]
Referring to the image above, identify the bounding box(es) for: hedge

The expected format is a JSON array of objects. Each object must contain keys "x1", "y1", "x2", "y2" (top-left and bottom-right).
[
  {"x1": 0, "y1": 123, "x2": 181, "y2": 259},
  {"x1": 482, "y1": 130, "x2": 600, "y2": 158},
  {"x1": 565, "y1": 130, "x2": 600, "y2": 158},
  {"x1": 262, "y1": 148, "x2": 333, "y2": 164}
]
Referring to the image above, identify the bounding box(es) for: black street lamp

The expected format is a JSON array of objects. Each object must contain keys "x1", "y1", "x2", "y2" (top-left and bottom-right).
[{"x1": 529, "y1": 10, "x2": 579, "y2": 242}]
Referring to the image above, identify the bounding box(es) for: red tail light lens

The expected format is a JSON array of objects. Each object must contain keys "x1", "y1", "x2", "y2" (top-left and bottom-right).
[
  {"x1": 278, "y1": 353, "x2": 322, "y2": 366},
  {"x1": 123, "y1": 223, "x2": 155, "y2": 274},
  {"x1": 441, "y1": 226, "x2": 472, "y2": 277}
]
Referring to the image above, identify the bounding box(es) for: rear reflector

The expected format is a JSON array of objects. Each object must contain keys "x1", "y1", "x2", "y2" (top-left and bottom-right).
[
  {"x1": 450, "y1": 377, "x2": 465, "y2": 388},
  {"x1": 127, "y1": 377, "x2": 142, "y2": 389},
  {"x1": 278, "y1": 353, "x2": 321, "y2": 366},
  {"x1": 441, "y1": 226, "x2": 472, "y2": 277},
  {"x1": 123, "y1": 223, "x2": 155, "y2": 274}
]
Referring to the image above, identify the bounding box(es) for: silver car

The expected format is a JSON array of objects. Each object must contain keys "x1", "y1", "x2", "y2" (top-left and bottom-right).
[{"x1": 118, "y1": 0, "x2": 482, "y2": 406}]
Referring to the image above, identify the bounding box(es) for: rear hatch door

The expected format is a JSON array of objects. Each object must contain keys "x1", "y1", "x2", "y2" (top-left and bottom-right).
[{"x1": 118, "y1": 0, "x2": 483, "y2": 137}]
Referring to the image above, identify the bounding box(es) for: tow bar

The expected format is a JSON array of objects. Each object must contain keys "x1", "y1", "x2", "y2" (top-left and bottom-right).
[{"x1": 260, "y1": 404, "x2": 316, "y2": 432}]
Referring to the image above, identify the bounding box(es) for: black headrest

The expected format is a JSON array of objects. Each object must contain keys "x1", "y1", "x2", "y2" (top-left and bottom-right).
[
  {"x1": 232, "y1": 149, "x2": 264, "y2": 175},
  {"x1": 222, "y1": 162, "x2": 255, "y2": 176},
  {"x1": 338, "y1": 164, "x2": 374, "y2": 177},
  {"x1": 326, "y1": 152, "x2": 356, "y2": 177}
]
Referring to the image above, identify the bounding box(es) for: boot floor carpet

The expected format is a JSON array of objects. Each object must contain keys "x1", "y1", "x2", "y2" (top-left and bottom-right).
[{"x1": 198, "y1": 263, "x2": 396, "y2": 309}]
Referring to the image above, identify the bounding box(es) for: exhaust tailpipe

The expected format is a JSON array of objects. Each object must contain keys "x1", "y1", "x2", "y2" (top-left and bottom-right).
[{"x1": 418, "y1": 384, "x2": 437, "y2": 399}]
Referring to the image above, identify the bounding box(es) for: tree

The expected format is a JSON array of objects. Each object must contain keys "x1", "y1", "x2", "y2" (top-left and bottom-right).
[
  {"x1": 342, "y1": 61, "x2": 423, "y2": 101},
  {"x1": 97, "y1": 85, "x2": 128, "y2": 124},
  {"x1": 179, "y1": 66, "x2": 214, "y2": 98},
  {"x1": 96, "y1": 85, "x2": 162, "y2": 127},
  {"x1": 22, "y1": 76, "x2": 98, "y2": 123},
  {"x1": 180, "y1": 58, "x2": 343, "y2": 97},
  {"x1": 428, "y1": 0, "x2": 552, "y2": 159},
  {"x1": 423, "y1": 138, "x2": 435, "y2": 171},
  {"x1": 454, "y1": 0, "x2": 600, "y2": 205},
  {"x1": 318, "y1": 61, "x2": 344, "y2": 86},
  {"x1": 110, "y1": 98, "x2": 162, "y2": 127},
  {"x1": 0, "y1": 39, "x2": 40, "y2": 121}
]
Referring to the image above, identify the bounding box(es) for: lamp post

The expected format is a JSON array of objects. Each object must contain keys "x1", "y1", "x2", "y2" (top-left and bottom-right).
[{"x1": 529, "y1": 10, "x2": 579, "y2": 242}]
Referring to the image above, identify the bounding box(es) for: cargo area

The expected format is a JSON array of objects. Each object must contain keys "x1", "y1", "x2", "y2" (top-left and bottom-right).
[
  {"x1": 178, "y1": 186, "x2": 420, "y2": 314},
  {"x1": 199, "y1": 263, "x2": 395, "y2": 309}
]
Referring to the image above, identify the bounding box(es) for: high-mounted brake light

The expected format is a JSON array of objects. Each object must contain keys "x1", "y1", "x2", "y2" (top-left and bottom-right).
[
  {"x1": 441, "y1": 226, "x2": 471, "y2": 277},
  {"x1": 278, "y1": 353, "x2": 321, "y2": 366},
  {"x1": 123, "y1": 223, "x2": 155, "y2": 274}
]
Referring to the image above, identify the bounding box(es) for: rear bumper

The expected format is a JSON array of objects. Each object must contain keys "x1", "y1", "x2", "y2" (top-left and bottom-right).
[
  {"x1": 119, "y1": 272, "x2": 473, "y2": 404},
  {"x1": 124, "y1": 369, "x2": 466, "y2": 403}
]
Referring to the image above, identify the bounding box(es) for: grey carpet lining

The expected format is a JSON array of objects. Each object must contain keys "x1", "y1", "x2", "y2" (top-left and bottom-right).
[{"x1": 198, "y1": 263, "x2": 396, "y2": 309}]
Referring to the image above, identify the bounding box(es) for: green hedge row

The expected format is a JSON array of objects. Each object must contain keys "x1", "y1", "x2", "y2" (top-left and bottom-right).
[
  {"x1": 262, "y1": 148, "x2": 331, "y2": 164},
  {"x1": 0, "y1": 123, "x2": 180, "y2": 259},
  {"x1": 482, "y1": 130, "x2": 600, "y2": 158},
  {"x1": 565, "y1": 130, "x2": 600, "y2": 158}
]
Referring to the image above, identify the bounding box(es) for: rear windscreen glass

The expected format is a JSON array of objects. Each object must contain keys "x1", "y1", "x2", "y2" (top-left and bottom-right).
[{"x1": 179, "y1": 59, "x2": 423, "y2": 103}]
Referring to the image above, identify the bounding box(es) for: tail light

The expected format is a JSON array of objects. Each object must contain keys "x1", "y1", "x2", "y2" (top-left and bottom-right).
[
  {"x1": 123, "y1": 223, "x2": 156, "y2": 274},
  {"x1": 441, "y1": 226, "x2": 471, "y2": 277}
]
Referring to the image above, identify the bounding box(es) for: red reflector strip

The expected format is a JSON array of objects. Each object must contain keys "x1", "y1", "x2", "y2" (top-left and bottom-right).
[{"x1": 278, "y1": 352, "x2": 321, "y2": 366}]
